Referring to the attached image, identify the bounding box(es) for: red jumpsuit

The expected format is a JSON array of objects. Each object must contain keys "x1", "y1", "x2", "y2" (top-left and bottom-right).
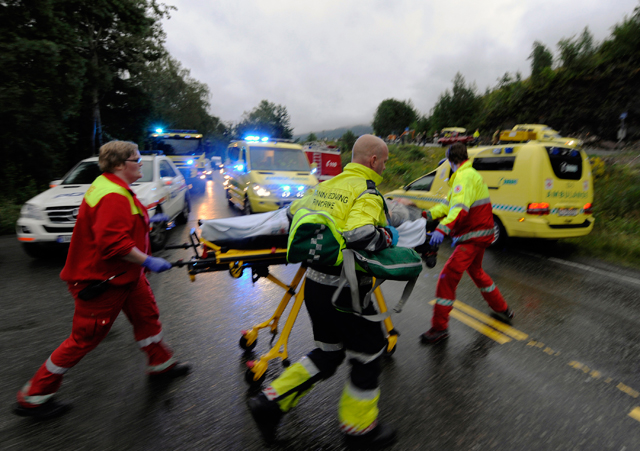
[
  {"x1": 426, "y1": 161, "x2": 508, "y2": 331},
  {"x1": 17, "y1": 173, "x2": 175, "y2": 408}
]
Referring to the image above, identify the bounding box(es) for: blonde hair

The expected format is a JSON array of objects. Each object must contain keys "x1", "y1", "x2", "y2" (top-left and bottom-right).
[{"x1": 98, "y1": 141, "x2": 138, "y2": 172}]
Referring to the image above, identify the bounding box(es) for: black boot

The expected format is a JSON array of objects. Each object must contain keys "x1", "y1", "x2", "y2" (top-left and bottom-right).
[
  {"x1": 148, "y1": 362, "x2": 192, "y2": 381},
  {"x1": 13, "y1": 399, "x2": 72, "y2": 420},
  {"x1": 247, "y1": 392, "x2": 284, "y2": 443},
  {"x1": 343, "y1": 423, "x2": 397, "y2": 449}
]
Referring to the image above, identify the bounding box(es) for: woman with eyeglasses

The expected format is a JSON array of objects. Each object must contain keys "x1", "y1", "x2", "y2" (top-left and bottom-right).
[{"x1": 14, "y1": 141, "x2": 190, "y2": 420}]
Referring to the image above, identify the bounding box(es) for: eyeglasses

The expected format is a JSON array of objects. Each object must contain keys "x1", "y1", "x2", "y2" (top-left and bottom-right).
[{"x1": 125, "y1": 157, "x2": 142, "y2": 164}]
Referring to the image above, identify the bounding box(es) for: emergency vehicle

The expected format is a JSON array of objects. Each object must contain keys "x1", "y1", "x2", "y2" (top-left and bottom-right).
[
  {"x1": 504, "y1": 124, "x2": 583, "y2": 148},
  {"x1": 16, "y1": 154, "x2": 190, "y2": 257},
  {"x1": 385, "y1": 139, "x2": 594, "y2": 246},
  {"x1": 302, "y1": 142, "x2": 342, "y2": 182},
  {"x1": 147, "y1": 129, "x2": 211, "y2": 193},
  {"x1": 437, "y1": 127, "x2": 475, "y2": 146},
  {"x1": 223, "y1": 137, "x2": 318, "y2": 214}
]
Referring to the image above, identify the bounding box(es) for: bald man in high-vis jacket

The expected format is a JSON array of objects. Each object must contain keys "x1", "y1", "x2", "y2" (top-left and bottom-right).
[
  {"x1": 14, "y1": 141, "x2": 190, "y2": 420},
  {"x1": 247, "y1": 135, "x2": 397, "y2": 449},
  {"x1": 421, "y1": 142, "x2": 514, "y2": 344}
]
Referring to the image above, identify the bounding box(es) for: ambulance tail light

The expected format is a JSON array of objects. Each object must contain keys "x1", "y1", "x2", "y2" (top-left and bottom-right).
[
  {"x1": 527, "y1": 202, "x2": 550, "y2": 215},
  {"x1": 583, "y1": 203, "x2": 593, "y2": 215}
]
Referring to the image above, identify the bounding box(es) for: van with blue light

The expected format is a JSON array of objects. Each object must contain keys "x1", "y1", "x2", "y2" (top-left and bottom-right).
[
  {"x1": 224, "y1": 137, "x2": 319, "y2": 214},
  {"x1": 384, "y1": 139, "x2": 594, "y2": 245}
]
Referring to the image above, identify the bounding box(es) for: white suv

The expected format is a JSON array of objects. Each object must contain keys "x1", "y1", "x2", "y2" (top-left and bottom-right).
[{"x1": 16, "y1": 154, "x2": 190, "y2": 257}]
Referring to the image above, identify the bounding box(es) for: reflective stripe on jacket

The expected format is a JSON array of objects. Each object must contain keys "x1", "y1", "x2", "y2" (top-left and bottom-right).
[
  {"x1": 427, "y1": 160, "x2": 494, "y2": 247},
  {"x1": 290, "y1": 163, "x2": 389, "y2": 252},
  {"x1": 60, "y1": 173, "x2": 150, "y2": 285}
]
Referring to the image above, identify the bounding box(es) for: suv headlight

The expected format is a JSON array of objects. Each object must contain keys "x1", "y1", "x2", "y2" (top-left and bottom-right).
[
  {"x1": 252, "y1": 184, "x2": 271, "y2": 197},
  {"x1": 20, "y1": 203, "x2": 44, "y2": 220}
]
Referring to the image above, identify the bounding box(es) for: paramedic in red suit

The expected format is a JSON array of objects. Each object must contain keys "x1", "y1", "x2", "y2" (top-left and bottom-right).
[
  {"x1": 420, "y1": 142, "x2": 514, "y2": 344},
  {"x1": 14, "y1": 141, "x2": 190, "y2": 420}
]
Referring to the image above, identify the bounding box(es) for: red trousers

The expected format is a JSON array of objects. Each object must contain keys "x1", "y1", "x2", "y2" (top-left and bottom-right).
[
  {"x1": 432, "y1": 243, "x2": 507, "y2": 331},
  {"x1": 17, "y1": 276, "x2": 174, "y2": 407}
]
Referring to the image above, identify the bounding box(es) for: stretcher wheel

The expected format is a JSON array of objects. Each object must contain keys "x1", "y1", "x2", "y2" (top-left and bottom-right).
[
  {"x1": 245, "y1": 367, "x2": 266, "y2": 386},
  {"x1": 282, "y1": 359, "x2": 290, "y2": 368},
  {"x1": 385, "y1": 343, "x2": 397, "y2": 356},
  {"x1": 239, "y1": 335, "x2": 257, "y2": 352}
]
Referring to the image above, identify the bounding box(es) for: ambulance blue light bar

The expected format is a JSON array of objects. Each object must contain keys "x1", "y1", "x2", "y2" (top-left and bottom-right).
[
  {"x1": 244, "y1": 136, "x2": 270, "y2": 142},
  {"x1": 155, "y1": 128, "x2": 163, "y2": 133}
]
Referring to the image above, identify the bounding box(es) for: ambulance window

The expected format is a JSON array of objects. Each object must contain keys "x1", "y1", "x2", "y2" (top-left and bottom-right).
[
  {"x1": 545, "y1": 147, "x2": 582, "y2": 180},
  {"x1": 62, "y1": 161, "x2": 102, "y2": 185},
  {"x1": 472, "y1": 157, "x2": 516, "y2": 171},
  {"x1": 406, "y1": 172, "x2": 436, "y2": 191}
]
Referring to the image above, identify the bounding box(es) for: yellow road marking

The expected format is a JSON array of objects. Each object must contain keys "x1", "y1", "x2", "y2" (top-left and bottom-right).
[
  {"x1": 618, "y1": 383, "x2": 640, "y2": 398},
  {"x1": 452, "y1": 300, "x2": 529, "y2": 341},
  {"x1": 629, "y1": 407, "x2": 640, "y2": 422},
  {"x1": 448, "y1": 309, "x2": 512, "y2": 344}
]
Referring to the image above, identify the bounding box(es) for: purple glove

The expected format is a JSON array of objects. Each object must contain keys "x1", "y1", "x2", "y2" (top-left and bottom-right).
[
  {"x1": 429, "y1": 230, "x2": 445, "y2": 247},
  {"x1": 149, "y1": 213, "x2": 170, "y2": 223},
  {"x1": 142, "y1": 256, "x2": 172, "y2": 273}
]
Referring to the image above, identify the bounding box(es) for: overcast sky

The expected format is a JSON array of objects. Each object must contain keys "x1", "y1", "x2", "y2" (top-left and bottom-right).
[{"x1": 161, "y1": 0, "x2": 639, "y2": 135}]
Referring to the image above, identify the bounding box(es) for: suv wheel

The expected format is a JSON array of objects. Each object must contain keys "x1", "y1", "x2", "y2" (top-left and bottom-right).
[
  {"x1": 226, "y1": 189, "x2": 234, "y2": 208},
  {"x1": 150, "y1": 217, "x2": 168, "y2": 251},
  {"x1": 21, "y1": 243, "x2": 47, "y2": 258},
  {"x1": 176, "y1": 193, "x2": 190, "y2": 225},
  {"x1": 243, "y1": 196, "x2": 252, "y2": 215}
]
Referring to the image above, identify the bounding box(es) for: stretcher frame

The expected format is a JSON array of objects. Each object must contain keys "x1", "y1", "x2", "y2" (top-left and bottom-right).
[{"x1": 169, "y1": 228, "x2": 400, "y2": 386}]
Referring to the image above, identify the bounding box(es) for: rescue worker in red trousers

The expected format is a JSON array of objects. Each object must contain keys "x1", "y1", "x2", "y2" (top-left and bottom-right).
[
  {"x1": 247, "y1": 135, "x2": 398, "y2": 448},
  {"x1": 14, "y1": 141, "x2": 190, "y2": 420},
  {"x1": 420, "y1": 142, "x2": 514, "y2": 343}
]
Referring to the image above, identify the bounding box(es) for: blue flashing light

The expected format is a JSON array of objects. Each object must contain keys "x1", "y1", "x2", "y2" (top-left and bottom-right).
[
  {"x1": 297, "y1": 185, "x2": 304, "y2": 191},
  {"x1": 245, "y1": 135, "x2": 260, "y2": 142},
  {"x1": 155, "y1": 128, "x2": 163, "y2": 133},
  {"x1": 505, "y1": 147, "x2": 514, "y2": 154},
  {"x1": 261, "y1": 137, "x2": 269, "y2": 142},
  {"x1": 234, "y1": 164, "x2": 244, "y2": 171},
  {"x1": 283, "y1": 185, "x2": 291, "y2": 191},
  {"x1": 550, "y1": 148, "x2": 560, "y2": 156},
  {"x1": 570, "y1": 150, "x2": 579, "y2": 157},
  {"x1": 187, "y1": 159, "x2": 194, "y2": 165}
]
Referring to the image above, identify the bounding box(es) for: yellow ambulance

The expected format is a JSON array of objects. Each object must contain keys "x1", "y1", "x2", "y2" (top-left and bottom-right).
[
  {"x1": 223, "y1": 137, "x2": 318, "y2": 214},
  {"x1": 504, "y1": 124, "x2": 582, "y2": 148},
  {"x1": 385, "y1": 139, "x2": 594, "y2": 245}
]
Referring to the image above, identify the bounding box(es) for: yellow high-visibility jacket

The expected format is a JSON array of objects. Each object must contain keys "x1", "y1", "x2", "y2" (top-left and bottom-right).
[{"x1": 427, "y1": 160, "x2": 495, "y2": 247}]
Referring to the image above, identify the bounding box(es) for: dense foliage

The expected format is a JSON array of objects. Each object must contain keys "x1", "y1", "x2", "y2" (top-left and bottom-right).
[
  {"x1": 0, "y1": 0, "x2": 222, "y2": 203},
  {"x1": 234, "y1": 100, "x2": 293, "y2": 140},
  {"x1": 374, "y1": 4, "x2": 640, "y2": 141},
  {"x1": 372, "y1": 99, "x2": 417, "y2": 136}
]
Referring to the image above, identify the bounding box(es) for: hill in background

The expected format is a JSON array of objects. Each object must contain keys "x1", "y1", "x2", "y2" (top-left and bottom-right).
[{"x1": 294, "y1": 124, "x2": 373, "y2": 141}]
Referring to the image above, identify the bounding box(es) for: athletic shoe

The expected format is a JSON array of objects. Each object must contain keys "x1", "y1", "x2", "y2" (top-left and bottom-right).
[
  {"x1": 148, "y1": 362, "x2": 192, "y2": 381},
  {"x1": 420, "y1": 328, "x2": 449, "y2": 344},
  {"x1": 247, "y1": 392, "x2": 284, "y2": 443},
  {"x1": 343, "y1": 423, "x2": 397, "y2": 449},
  {"x1": 13, "y1": 399, "x2": 72, "y2": 420}
]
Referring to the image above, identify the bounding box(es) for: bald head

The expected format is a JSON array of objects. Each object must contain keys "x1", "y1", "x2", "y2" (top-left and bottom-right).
[{"x1": 351, "y1": 134, "x2": 389, "y2": 176}]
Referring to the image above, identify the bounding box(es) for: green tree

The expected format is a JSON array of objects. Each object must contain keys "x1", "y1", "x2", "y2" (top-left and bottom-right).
[
  {"x1": 305, "y1": 132, "x2": 318, "y2": 142},
  {"x1": 557, "y1": 27, "x2": 596, "y2": 71},
  {"x1": 528, "y1": 41, "x2": 554, "y2": 80},
  {"x1": 429, "y1": 73, "x2": 481, "y2": 132},
  {"x1": 599, "y1": 5, "x2": 640, "y2": 65},
  {"x1": 340, "y1": 130, "x2": 357, "y2": 152},
  {"x1": 372, "y1": 99, "x2": 417, "y2": 136},
  {"x1": 235, "y1": 100, "x2": 293, "y2": 139}
]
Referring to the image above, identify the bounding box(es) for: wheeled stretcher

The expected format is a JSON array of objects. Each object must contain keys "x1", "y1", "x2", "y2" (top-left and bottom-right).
[{"x1": 168, "y1": 226, "x2": 401, "y2": 386}]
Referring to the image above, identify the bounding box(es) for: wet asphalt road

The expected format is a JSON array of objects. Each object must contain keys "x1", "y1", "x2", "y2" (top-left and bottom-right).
[{"x1": 2, "y1": 174, "x2": 640, "y2": 451}]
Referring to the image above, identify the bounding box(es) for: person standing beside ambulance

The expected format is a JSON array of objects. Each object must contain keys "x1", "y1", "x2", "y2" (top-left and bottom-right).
[
  {"x1": 247, "y1": 135, "x2": 398, "y2": 448},
  {"x1": 420, "y1": 142, "x2": 514, "y2": 344},
  {"x1": 14, "y1": 141, "x2": 190, "y2": 420}
]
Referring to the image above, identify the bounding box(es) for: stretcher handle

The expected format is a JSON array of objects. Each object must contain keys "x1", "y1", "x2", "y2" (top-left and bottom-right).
[{"x1": 171, "y1": 259, "x2": 187, "y2": 268}]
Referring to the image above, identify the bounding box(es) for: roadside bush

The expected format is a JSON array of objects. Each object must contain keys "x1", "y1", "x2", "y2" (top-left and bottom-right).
[{"x1": 0, "y1": 197, "x2": 21, "y2": 235}]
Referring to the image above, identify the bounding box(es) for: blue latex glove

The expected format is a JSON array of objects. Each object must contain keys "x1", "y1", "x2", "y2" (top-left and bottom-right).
[
  {"x1": 386, "y1": 226, "x2": 399, "y2": 247},
  {"x1": 429, "y1": 230, "x2": 445, "y2": 247},
  {"x1": 149, "y1": 213, "x2": 170, "y2": 223},
  {"x1": 451, "y1": 237, "x2": 459, "y2": 247},
  {"x1": 142, "y1": 256, "x2": 172, "y2": 273}
]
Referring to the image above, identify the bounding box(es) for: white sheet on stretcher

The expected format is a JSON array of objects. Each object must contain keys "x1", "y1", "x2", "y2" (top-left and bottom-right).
[
  {"x1": 200, "y1": 206, "x2": 426, "y2": 249},
  {"x1": 200, "y1": 208, "x2": 290, "y2": 243}
]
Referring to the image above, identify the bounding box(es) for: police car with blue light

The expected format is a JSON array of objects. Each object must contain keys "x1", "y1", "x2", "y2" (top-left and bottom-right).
[
  {"x1": 16, "y1": 153, "x2": 190, "y2": 257},
  {"x1": 223, "y1": 136, "x2": 319, "y2": 214}
]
